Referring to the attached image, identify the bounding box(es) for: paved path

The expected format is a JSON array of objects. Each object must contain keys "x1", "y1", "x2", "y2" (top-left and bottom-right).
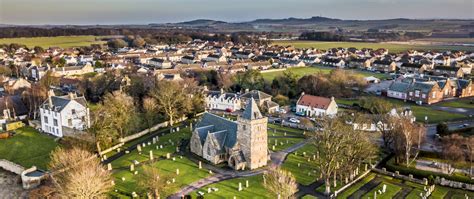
[
  {"x1": 169, "y1": 139, "x2": 309, "y2": 198},
  {"x1": 348, "y1": 178, "x2": 381, "y2": 199}
]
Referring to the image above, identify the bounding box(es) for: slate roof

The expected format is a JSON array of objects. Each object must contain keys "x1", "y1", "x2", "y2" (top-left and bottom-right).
[
  {"x1": 388, "y1": 81, "x2": 410, "y2": 93},
  {"x1": 0, "y1": 95, "x2": 28, "y2": 116},
  {"x1": 401, "y1": 63, "x2": 423, "y2": 68},
  {"x1": 195, "y1": 113, "x2": 239, "y2": 148},
  {"x1": 435, "y1": 66, "x2": 461, "y2": 71},
  {"x1": 242, "y1": 98, "x2": 263, "y2": 120},
  {"x1": 207, "y1": 91, "x2": 239, "y2": 100},
  {"x1": 42, "y1": 95, "x2": 87, "y2": 111},
  {"x1": 409, "y1": 81, "x2": 437, "y2": 93},
  {"x1": 240, "y1": 90, "x2": 272, "y2": 101}
]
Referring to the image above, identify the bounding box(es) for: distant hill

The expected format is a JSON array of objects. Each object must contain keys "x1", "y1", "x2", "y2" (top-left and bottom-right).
[
  {"x1": 176, "y1": 19, "x2": 227, "y2": 26},
  {"x1": 250, "y1": 16, "x2": 342, "y2": 24}
]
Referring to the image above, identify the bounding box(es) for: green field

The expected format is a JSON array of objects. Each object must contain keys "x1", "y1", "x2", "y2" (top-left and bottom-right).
[
  {"x1": 272, "y1": 41, "x2": 473, "y2": 53},
  {"x1": 190, "y1": 174, "x2": 270, "y2": 198},
  {"x1": 0, "y1": 35, "x2": 106, "y2": 48},
  {"x1": 261, "y1": 66, "x2": 389, "y2": 81},
  {"x1": 0, "y1": 127, "x2": 58, "y2": 170},
  {"x1": 336, "y1": 98, "x2": 468, "y2": 123}
]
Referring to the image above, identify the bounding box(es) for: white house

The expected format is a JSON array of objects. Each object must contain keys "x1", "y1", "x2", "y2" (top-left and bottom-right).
[
  {"x1": 205, "y1": 89, "x2": 241, "y2": 112},
  {"x1": 387, "y1": 81, "x2": 410, "y2": 100},
  {"x1": 40, "y1": 92, "x2": 90, "y2": 137},
  {"x1": 205, "y1": 54, "x2": 227, "y2": 63},
  {"x1": 296, "y1": 93, "x2": 338, "y2": 117},
  {"x1": 148, "y1": 58, "x2": 172, "y2": 69}
]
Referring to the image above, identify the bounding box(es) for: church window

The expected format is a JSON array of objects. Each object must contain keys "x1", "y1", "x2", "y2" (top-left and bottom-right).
[{"x1": 243, "y1": 125, "x2": 246, "y2": 130}]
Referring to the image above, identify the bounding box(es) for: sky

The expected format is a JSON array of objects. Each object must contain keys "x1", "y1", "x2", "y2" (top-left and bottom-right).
[{"x1": 0, "y1": 0, "x2": 473, "y2": 25}]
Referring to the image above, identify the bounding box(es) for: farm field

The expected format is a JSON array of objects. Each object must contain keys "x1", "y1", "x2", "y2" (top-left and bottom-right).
[
  {"x1": 0, "y1": 35, "x2": 106, "y2": 48},
  {"x1": 272, "y1": 40, "x2": 474, "y2": 53},
  {"x1": 261, "y1": 66, "x2": 389, "y2": 81},
  {"x1": 0, "y1": 127, "x2": 58, "y2": 170}
]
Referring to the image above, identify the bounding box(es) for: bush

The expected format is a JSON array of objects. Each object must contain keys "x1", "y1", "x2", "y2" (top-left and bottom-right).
[{"x1": 436, "y1": 122, "x2": 449, "y2": 136}]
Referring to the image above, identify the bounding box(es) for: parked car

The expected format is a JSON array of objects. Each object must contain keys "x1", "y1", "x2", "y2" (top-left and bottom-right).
[
  {"x1": 289, "y1": 118, "x2": 300, "y2": 124},
  {"x1": 273, "y1": 118, "x2": 284, "y2": 124},
  {"x1": 277, "y1": 108, "x2": 287, "y2": 114}
]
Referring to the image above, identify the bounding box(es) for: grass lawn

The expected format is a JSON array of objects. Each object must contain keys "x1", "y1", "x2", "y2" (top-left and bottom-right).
[
  {"x1": 0, "y1": 35, "x2": 106, "y2": 48},
  {"x1": 0, "y1": 127, "x2": 58, "y2": 170},
  {"x1": 436, "y1": 99, "x2": 474, "y2": 109},
  {"x1": 362, "y1": 181, "x2": 402, "y2": 199},
  {"x1": 268, "y1": 137, "x2": 304, "y2": 151},
  {"x1": 302, "y1": 195, "x2": 318, "y2": 199},
  {"x1": 281, "y1": 144, "x2": 319, "y2": 185},
  {"x1": 113, "y1": 156, "x2": 210, "y2": 198},
  {"x1": 110, "y1": 127, "x2": 191, "y2": 169},
  {"x1": 336, "y1": 173, "x2": 376, "y2": 199},
  {"x1": 261, "y1": 66, "x2": 388, "y2": 81},
  {"x1": 189, "y1": 174, "x2": 270, "y2": 198},
  {"x1": 272, "y1": 40, "x2": 474, "y2": 53}
]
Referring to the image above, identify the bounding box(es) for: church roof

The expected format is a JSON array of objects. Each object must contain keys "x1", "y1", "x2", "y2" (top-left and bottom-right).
[
  {"x1": 195, "y1": 113, "x2": 239, "y2": 148},
  {"x1": 242, "y1": 98, "x2": 263, "y2": 120}
]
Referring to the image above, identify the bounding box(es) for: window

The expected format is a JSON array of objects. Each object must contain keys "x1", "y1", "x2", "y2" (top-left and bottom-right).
[
  {"x1": 44, "y1": 116, "x2": 48, "y2": 124},
  {"x1": 409, "y1": 92, "x2": 413, "y2": 96},
  {"x1": 422, "y1": 94, "x2": 426, "y2": 99},
  {"x1": 432, "y1": 92, "x2": 436, "y2": 99},
  {"x1": 415, "y1": 90, "x2": 420, "y2": 97},
  {"x1": 53, "y1": 119, "x2": 58, "y2": 126},
  {"x1": 68, "y1": 119, "x2": 72, "y2": 126},
  {"x1": 71, "y1": 109, "x2": 76, "y2": 114}
]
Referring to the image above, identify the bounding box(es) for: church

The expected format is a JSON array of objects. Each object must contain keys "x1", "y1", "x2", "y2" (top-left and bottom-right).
[{"x1": 190, "y1": 98, "x2": 268, "y2": 170}]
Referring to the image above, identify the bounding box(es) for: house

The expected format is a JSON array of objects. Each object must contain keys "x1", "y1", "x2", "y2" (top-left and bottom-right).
[
  {"x1": 431, "y1": 66, "x2": 464, "y2": 78},
  {"x1": 321, "y1": 58, "x2": 345, "y2": 68},
  {"x1": 456, "y1": 79, "x2": 474, "y2": 98},
  {"x1": 3, "y1": 78, "x2": 31, "y2": 94},
  {"x1": 387, "y1": 81, "x2": 410, "y2": 100},
  {"x1": 205, "y1": 54, "x2": 227, "y2": 63},
  {"x1": 372, "y1": 60, "x2": 397, "y2": 73},
  {"x1": 156, "y1": 73, "x2": 183, "y2": 81},
  {"x1": 438, "y1": 79, "x2": 458, "y2": 98},
  {"x1": 205, "y1": 89, "x2": 241, "y2": 112},
  {"x1": 235, "y1": 52, "x2": 254, "y2": 59},
  {"x1": 296, "y1": 93, "x2": 338, "y2": 117},
  {"x1": 40, "y1": 92, "x2": 90, "y2": 137},
  {"x1": 190, "y1": 98, "x2": 268, "y2": 170},
  {"x1": 181, "y1": 55, "x2": 198, "y2": 64},
  {"x1": 280, "y1": 60, "x2": 305, "y2": 68},
  {"x1": 0, "y1": 95, "x2": 28, "y2": 124},
  {"x1": 148, "y1": 58, "x2": 172, "y2": 69},
  {"x1": 51, "y1": 63, "x2": 94, "y2": 77},
  {"x1": 240, "y1": 90, "x2": 279, "y2": 113},
  {"x1": 349, "y1": 58, "x2": 372, "y2": 70},
  {"x1": 406, "y1": 81, "x2": 442, "y2": 105},
  {"x1": 78, "y1": 55, "x2": 94, "y2": 64},
  {"x1": 399, "y1": 63, "x2": 427, "y2": 74}
]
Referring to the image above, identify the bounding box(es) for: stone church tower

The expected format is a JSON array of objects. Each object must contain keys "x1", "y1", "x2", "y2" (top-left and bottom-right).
[{"x1": 237, "y1": 98, "x2": 268, "y2": 170}]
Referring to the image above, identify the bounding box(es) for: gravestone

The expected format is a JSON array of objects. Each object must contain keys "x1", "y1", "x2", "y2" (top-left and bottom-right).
[
  {"x1": 107, "y1": 163, "x2": 112, "y2": 171},
  {"x1": 199, "y1": 161, "x2": 202, "y2": 169},
  {"x1": 130, "y1": 164, "x2": 135, "y2": 172},
  {"x1": 176, "y1": 168, "x2": 180, "y2": 175},
  {"x1": 238, "y1": 182, "x2": 242, "y2": 191},
  {"x1": 246, "y1": 180, "x2": 249, "y2": 188},
  {"x1": 166, "y1": 153, "x2": 170, "y2": 159},
  {"x1": 137, "y1": 145, "x2": 142, "y2": 152},
  {"x1": 149, "y1": 151, "x2": 153, "y2": 160}
]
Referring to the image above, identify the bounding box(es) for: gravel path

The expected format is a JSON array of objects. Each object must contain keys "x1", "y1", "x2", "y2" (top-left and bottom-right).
[{"x1": 0, "y1": 169, "x2": 28, "y2": 199}]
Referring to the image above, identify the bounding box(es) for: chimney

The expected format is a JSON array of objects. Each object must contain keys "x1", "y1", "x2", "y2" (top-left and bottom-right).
[
  {"x1": 68, "y1": 92, "x2": 76, "y2": 100},
  {"x1": 220, "y1": 88, "x2": 224, "y2": 94},
  {"x1": 331, "y1": 96, "x2": 335, "y2": 102}
]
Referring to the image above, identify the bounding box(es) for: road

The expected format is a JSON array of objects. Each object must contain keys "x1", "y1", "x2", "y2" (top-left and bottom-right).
[{"x1": 423, "y1": 120, "x2": 474, "y2": 152}]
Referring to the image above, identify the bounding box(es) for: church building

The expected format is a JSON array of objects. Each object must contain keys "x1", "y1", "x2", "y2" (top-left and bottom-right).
[{"x1": 190, "y1": 98, "x2": 268, "y2": 170}]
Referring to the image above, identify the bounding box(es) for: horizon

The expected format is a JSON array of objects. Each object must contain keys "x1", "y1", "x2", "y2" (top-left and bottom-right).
[{"x1": 1, "y1": 0, "x2": 473, "y2": 25}]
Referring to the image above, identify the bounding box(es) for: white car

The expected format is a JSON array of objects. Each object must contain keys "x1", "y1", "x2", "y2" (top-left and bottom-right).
[{"x1": 289, "y1": 118, "x2": 300, "y2": 124}]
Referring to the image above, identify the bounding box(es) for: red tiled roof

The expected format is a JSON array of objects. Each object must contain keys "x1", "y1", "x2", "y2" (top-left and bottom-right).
[{"x1": 297, "y1": 94, "x2": 331, "y2": 109}]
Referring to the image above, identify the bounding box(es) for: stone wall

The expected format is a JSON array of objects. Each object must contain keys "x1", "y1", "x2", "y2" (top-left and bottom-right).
[
  {"x1": 436, "y1": 177, "x2": 474, "y2": 191},
  {"x1": 0, "y1": 159, "x2": 25, "y2": 175},
  {"x1": 372, "y1": 167, "x2": 428, "y2": 185}
]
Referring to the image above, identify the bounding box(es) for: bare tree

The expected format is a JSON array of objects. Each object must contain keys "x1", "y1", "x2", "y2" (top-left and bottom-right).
[
  {"x1": 263, "y1": 166, "x2": 298, "y2": 199},
  {"x1": 463, "y1": 137, "x2": 474, "y2": 177},
  {"x1": 91, "y1": 90, "x2": 137, "y2": 148},
  {"x1": 440, "y1": 134, "x2": 464, "y2": 174},
  {"x1": 309, "y1": 116, "x2": 376, "y2": 195},
  {"x1": 391, "y1": 118, "x2": 425, "y2": 165},
  {"x1": 48, "y1": 147, "x2": 113, "y2": 198},
  {"x1": 143, "y1": 97, "x2": 159, "y2": 130},
  {"x1": 137, "y1": 166, "x2": 176, "y2": 199},
  {"x1": 149, "y1": 80, "x2": 191, "y2": 125}
]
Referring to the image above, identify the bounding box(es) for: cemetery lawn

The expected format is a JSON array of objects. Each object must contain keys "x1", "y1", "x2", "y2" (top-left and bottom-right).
[
  {"x1": 336, "y1": 172, "x2": 376, "y2": 199},
  {"x1": 281, "y1": 144, "x2": 318, "y2": 185},
  {"x1": 113, "y1": 157, "x2": 210, "y2": 198},
  {"x1": 0, "y1": 127, "x2": 58, "y2": 170},
  {"x1": 189, "y1": 174, "x2": 270, "y2": 198},
  {"x1": 261, "y1": 66, "x2": 388, "y2": 81},
  {"x1": 0, "y1": 35, "x2": 106, "y2": 48},
  {"x1": 361, "y1": 181, "x2": 402, "y2": 199},
  {"x1": 268, "y1": 137, "x2": 304, "y2": 151}
]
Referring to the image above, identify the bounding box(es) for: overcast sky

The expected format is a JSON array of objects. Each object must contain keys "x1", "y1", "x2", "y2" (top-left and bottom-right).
[{"x1": 1, "y1": 0, "x2": 473, "y2": 25}]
